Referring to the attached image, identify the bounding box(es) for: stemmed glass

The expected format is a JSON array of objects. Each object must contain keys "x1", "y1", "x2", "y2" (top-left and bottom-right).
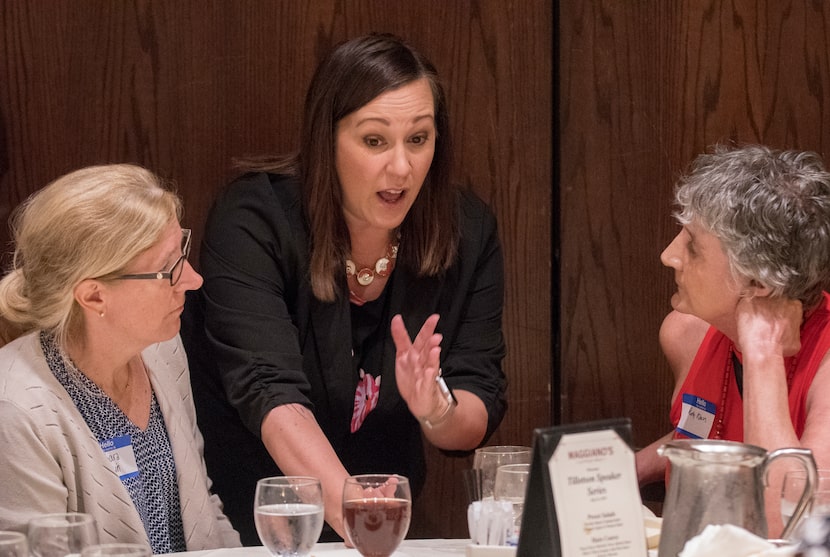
[
  {"x1": 0, "y1": 531, "x2": 29, "y2": 557},
  {"x1": 494, "y1": 463, "x2": 530, "y2": 546},
  {"x1": 343, "y1": 474, "x2": 411, "y2": 557},
  {"x1": 473, "y1": 445, "x2": 531, "y2": 500},
  {"x1": 28, "y1": 513, "x2": 99, "y2": 557},
  {"x1": 254, "y1": 476, "x2": 324, "y2": 557}
]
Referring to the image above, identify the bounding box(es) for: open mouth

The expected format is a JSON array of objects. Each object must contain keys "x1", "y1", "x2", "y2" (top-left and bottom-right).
[{"x1": 377, "y1": 189, "x2": 404, "y2": 203}]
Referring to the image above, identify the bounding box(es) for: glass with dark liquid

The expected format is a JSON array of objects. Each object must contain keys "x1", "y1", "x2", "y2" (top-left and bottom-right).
[{"x1": 343, "y1": 474, "x2": 411, "y2": 557}]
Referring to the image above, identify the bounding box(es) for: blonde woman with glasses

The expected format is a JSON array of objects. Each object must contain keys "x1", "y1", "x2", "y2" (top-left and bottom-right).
[{"x1": 0, "y1": 164, "x2": 240, "y2": 552}]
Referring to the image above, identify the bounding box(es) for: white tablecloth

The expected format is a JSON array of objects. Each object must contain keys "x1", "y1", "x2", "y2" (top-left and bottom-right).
[{"x1": 161, "y1": 539, "x2": 471, "y2": 557}]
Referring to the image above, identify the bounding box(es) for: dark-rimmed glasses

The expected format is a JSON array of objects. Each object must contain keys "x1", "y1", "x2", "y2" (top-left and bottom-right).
[{"x1": 113, "y1": 228, "x2": 192, "y2": 286}]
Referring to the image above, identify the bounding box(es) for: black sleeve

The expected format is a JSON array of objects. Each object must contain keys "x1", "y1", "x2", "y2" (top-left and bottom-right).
[
  {"x1": 439, "y1": 191, "x2": 508, "y2": 442},
  {"x1": 196, "y1": 173, "x2": 311, "y2": 437}
]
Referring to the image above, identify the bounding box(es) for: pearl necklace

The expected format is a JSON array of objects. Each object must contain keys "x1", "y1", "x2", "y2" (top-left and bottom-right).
[
  {"x1": 345, "y1": 241, "x2": 399, "y2": 287},
  {"x1": 712, "y1": 344, "x2": 798, "y2": 439}
]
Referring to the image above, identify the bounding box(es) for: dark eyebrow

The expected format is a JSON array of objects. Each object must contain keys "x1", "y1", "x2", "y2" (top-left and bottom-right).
[{"x1": 355, "y1": 114, "x2": 435, "y2": 127}]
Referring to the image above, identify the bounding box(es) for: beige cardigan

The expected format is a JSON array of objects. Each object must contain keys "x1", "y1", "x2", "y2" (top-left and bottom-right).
[{"x1": 0, "y1": 332, "x2": 240, "y2": 550}]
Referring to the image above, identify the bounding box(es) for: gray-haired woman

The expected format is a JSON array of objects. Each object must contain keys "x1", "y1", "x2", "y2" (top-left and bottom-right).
[{"x1": 636, "y1": 144, "x2": 830, "y2": 536}]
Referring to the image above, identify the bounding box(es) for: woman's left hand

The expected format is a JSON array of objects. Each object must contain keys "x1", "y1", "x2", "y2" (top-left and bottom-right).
[{"x1": 390, "y1": 313, "x2": 444, "y2": 419}]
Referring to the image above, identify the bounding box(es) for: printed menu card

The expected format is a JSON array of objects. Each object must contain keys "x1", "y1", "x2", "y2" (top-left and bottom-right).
[{"x1": 516, "y1": 418, "x2": 647, "y2": 557}]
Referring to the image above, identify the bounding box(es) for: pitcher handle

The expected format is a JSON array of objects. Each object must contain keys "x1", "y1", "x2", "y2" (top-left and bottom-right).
[{"x1": 765, "y1": 447, "x2": 817, "y2": 539}]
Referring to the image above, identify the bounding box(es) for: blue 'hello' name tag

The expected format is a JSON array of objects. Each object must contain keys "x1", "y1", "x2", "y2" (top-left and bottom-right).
[
  {"x1": 676, "y1": 393, "x2": 716, "y2": 439},
  {"x1": 100, "y1": 435, "x2": 139, "y2": 481}
]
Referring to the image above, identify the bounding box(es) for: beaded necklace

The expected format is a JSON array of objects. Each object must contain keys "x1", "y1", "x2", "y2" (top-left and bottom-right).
[
  {"x1": 711, "y1": 344, "x2": 799, "y2": 439},
  {"x1": 346, "y1": 240, "x2": 399, "y2": 306},
  {"x1": 346, "y1": 241, "x2": 399, "y2": 287}
]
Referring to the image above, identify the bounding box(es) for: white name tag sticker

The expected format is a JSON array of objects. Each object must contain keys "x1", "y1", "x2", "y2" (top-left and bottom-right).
[
  {"x1": 677, "y1": 393, "x2": 716, "y2": 439},
  {"x1": 100, "y1": 435, "x2": 139, "y2": 481}
]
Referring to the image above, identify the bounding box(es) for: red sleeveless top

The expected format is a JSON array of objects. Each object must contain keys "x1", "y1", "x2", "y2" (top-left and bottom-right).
[{"x1": 670, "y1": 292, "x2": 830, "y2": 441}]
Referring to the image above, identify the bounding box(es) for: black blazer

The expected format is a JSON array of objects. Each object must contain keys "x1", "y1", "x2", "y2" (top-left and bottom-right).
[{"x1": 182, "y1": 172, "x2": 507, "y2": 543}]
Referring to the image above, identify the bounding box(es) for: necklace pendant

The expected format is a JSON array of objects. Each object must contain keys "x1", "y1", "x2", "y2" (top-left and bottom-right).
[
  {"x1": 356, "y1": 268, "x2": 374, "y2": 286},
  {"x1": 375, "y1": 257, "x2": 391, "y2": 277}
]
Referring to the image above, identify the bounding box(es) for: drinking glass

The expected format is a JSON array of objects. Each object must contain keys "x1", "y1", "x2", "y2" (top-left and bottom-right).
[
  {"x1": 28, "y1": 513, "x2": 99, "y2": 557},
  {"x1": 0, "y1": 531, "x2": 29, "y2": 557},
  {"x1": 254, "y1": 476, "x2": 324, "y2": 557},
  {"x1": 343, "y1": 474, "x2": 411, "y2": 557},
  {"x1": 494, "y1": 463, "x2": 530, "y2": 546},
  {"x1": 781, "y1": 468, "x2": 830, "y2": 537},
  {"x1": 80, "y1": 544, "x2": 151, "y2": 557},
  {"x1": 473, "y1": 445, "x2": 531, "y2": 500}
]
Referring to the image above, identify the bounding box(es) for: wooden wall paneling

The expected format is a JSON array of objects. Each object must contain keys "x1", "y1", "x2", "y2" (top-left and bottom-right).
[
  {"x1": 0, "y1": 0, "x2": 552, "y2": 541},
  {"x1": 558, "y1": 1, "x2": 676, "y2": 449}
]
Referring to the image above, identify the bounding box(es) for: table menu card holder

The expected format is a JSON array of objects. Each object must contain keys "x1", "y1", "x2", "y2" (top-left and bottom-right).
[{"x1": 516, "y1": 418, "x2": 646, "y2": 557}]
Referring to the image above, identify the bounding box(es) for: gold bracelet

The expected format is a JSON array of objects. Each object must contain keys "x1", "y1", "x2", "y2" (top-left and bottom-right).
[{"x1": 419, "y1": 374, "x2": 456, "y2": 429}]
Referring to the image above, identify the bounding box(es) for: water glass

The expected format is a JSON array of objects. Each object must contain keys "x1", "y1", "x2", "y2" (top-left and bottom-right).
[
  {"x1": 473, "y1": 445, "x2": 531, "y2": 500},
  {"x1": 781, "y1": 468, "x2": 830, "y2": 536},
  {"x1": 494, "y1": 463, "x2": 530, "y2": 545},
  {"x1": 28, "y1": 513, "x2": 99, "y2": 557},
  {"x1": 0, "y1": 531, "x2": 29, "y2": 557},
  {"x1": 254, "y1": 476, "x2": 324, "y2": 557},
  {"x1": 343, "y1": 474, "x2": 411, "y2": 557},
  {"x1": 80, "y1": 544, "x2": 151, "y2": 557}
]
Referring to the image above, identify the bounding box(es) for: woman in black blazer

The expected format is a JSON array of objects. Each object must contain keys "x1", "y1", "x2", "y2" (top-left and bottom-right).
[{"x1": 182, "y1": 33, "x2": 507, "y2": 544}]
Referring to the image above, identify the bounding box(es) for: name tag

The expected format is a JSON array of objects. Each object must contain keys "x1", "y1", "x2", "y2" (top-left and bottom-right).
[
  {"x1": 676, "y1": 393, "x2": 716, "y2": 439},
  {"x1": 100, "y1": 435, "x2": 139, "y2": 481}
]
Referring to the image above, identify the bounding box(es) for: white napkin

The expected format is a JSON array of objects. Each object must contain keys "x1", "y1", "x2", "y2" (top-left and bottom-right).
[
  {"x1": 678, "y1": 524, "x2": 796, "y2": 557},
  {"x1": 467, "y1": 500, "x2": 514, "y2": 546}
]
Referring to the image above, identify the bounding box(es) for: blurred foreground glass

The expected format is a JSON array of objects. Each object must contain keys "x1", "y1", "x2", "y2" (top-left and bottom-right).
[
  {"x1": 81, "y1": 544, "x2": 150, "y2": 557},
  {"x1": 782, "y1": 469, "x2": 830, "y2": 538},
  {"x1": 254, "y1": 476, "x2": 324, "y2": 557},
  {"x1": 494, "y1": 463, "x2": 530, "y2": 546},
  {"x1": 473, "y1": 445, "x2": 532, "y2": 500},
  {"x1": 343, "y1": 474, "x2": 411, "y2": 557},
  {"x1": 0, "y1": 531, "x2": 29, "y2": 557},
  {"x1": 28, "y1": 513, "x2": 99, "y2": 557}
]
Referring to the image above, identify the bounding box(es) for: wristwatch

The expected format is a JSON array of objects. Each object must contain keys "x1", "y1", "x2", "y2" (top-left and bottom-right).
[{"x1": 420, "y1": 373, "x2": 457, "y2": 429}]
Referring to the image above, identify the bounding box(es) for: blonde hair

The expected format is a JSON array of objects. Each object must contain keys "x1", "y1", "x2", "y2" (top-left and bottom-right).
[{"x1": 0, "y1": 164, "x2": 181, "y2": 347}]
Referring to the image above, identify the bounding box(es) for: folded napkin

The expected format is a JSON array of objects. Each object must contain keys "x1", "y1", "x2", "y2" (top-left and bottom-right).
[{"x1": 678, "y1": 524, "x2": 796, "y2": 557}]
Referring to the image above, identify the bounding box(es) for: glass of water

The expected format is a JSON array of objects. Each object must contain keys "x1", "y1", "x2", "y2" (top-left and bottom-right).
[
  {"x1": 781, "y1": 468, "x2": 830, "y2": 538},
  {"x1": 254, "y1": 476, "x2": 324, "y2": 557},
  {"x1": 473, "y1": 445, "x2": 531, "y2": 500},
  {"x1": 0, "y1": 531, "x2": 29, "y2": 557},
  {"x1": 28, "y1": 513, "x2": 99, "y2": 557},
  {"x1": 494, "y1": 463, "x2": 530, "y2": 546}
]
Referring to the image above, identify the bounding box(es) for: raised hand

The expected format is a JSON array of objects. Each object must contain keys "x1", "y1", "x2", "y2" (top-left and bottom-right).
[{"x1": 390, "y1": 314, "x2": 443, "y2": 420}]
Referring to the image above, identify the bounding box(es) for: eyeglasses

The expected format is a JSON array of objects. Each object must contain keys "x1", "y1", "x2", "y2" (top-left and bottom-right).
[{"x1": 114, "y1": 229, "x2": 192, "y2": 286}]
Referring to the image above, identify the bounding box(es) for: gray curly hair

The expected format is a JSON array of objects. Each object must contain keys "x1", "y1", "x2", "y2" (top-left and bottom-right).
[{"x1": 674, "y1": 144, "x2": 830, "y2": 308}]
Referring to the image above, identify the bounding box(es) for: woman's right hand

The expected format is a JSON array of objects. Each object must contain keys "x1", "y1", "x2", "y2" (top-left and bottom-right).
[
  {"x1": 735, "y1": 294, "x2": 802, "y2": 358},
  {"x1": 260, "y1": 403, "x2": 351, "y2": 540}
]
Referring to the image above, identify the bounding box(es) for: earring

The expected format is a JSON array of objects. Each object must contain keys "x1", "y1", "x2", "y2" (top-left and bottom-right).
[{"x1": 99, "y1": 311, "x2": 105, "y2": 317}]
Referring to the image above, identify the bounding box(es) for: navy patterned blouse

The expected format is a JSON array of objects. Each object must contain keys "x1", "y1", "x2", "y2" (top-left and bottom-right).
[{"x1": 41, "y1": 332, "x2": 186, "y2": 553}]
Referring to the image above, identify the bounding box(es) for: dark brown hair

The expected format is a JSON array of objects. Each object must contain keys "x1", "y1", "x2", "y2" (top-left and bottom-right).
[{"x1": 240, "y1": 33, "x2": 458, "y2": 301}]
